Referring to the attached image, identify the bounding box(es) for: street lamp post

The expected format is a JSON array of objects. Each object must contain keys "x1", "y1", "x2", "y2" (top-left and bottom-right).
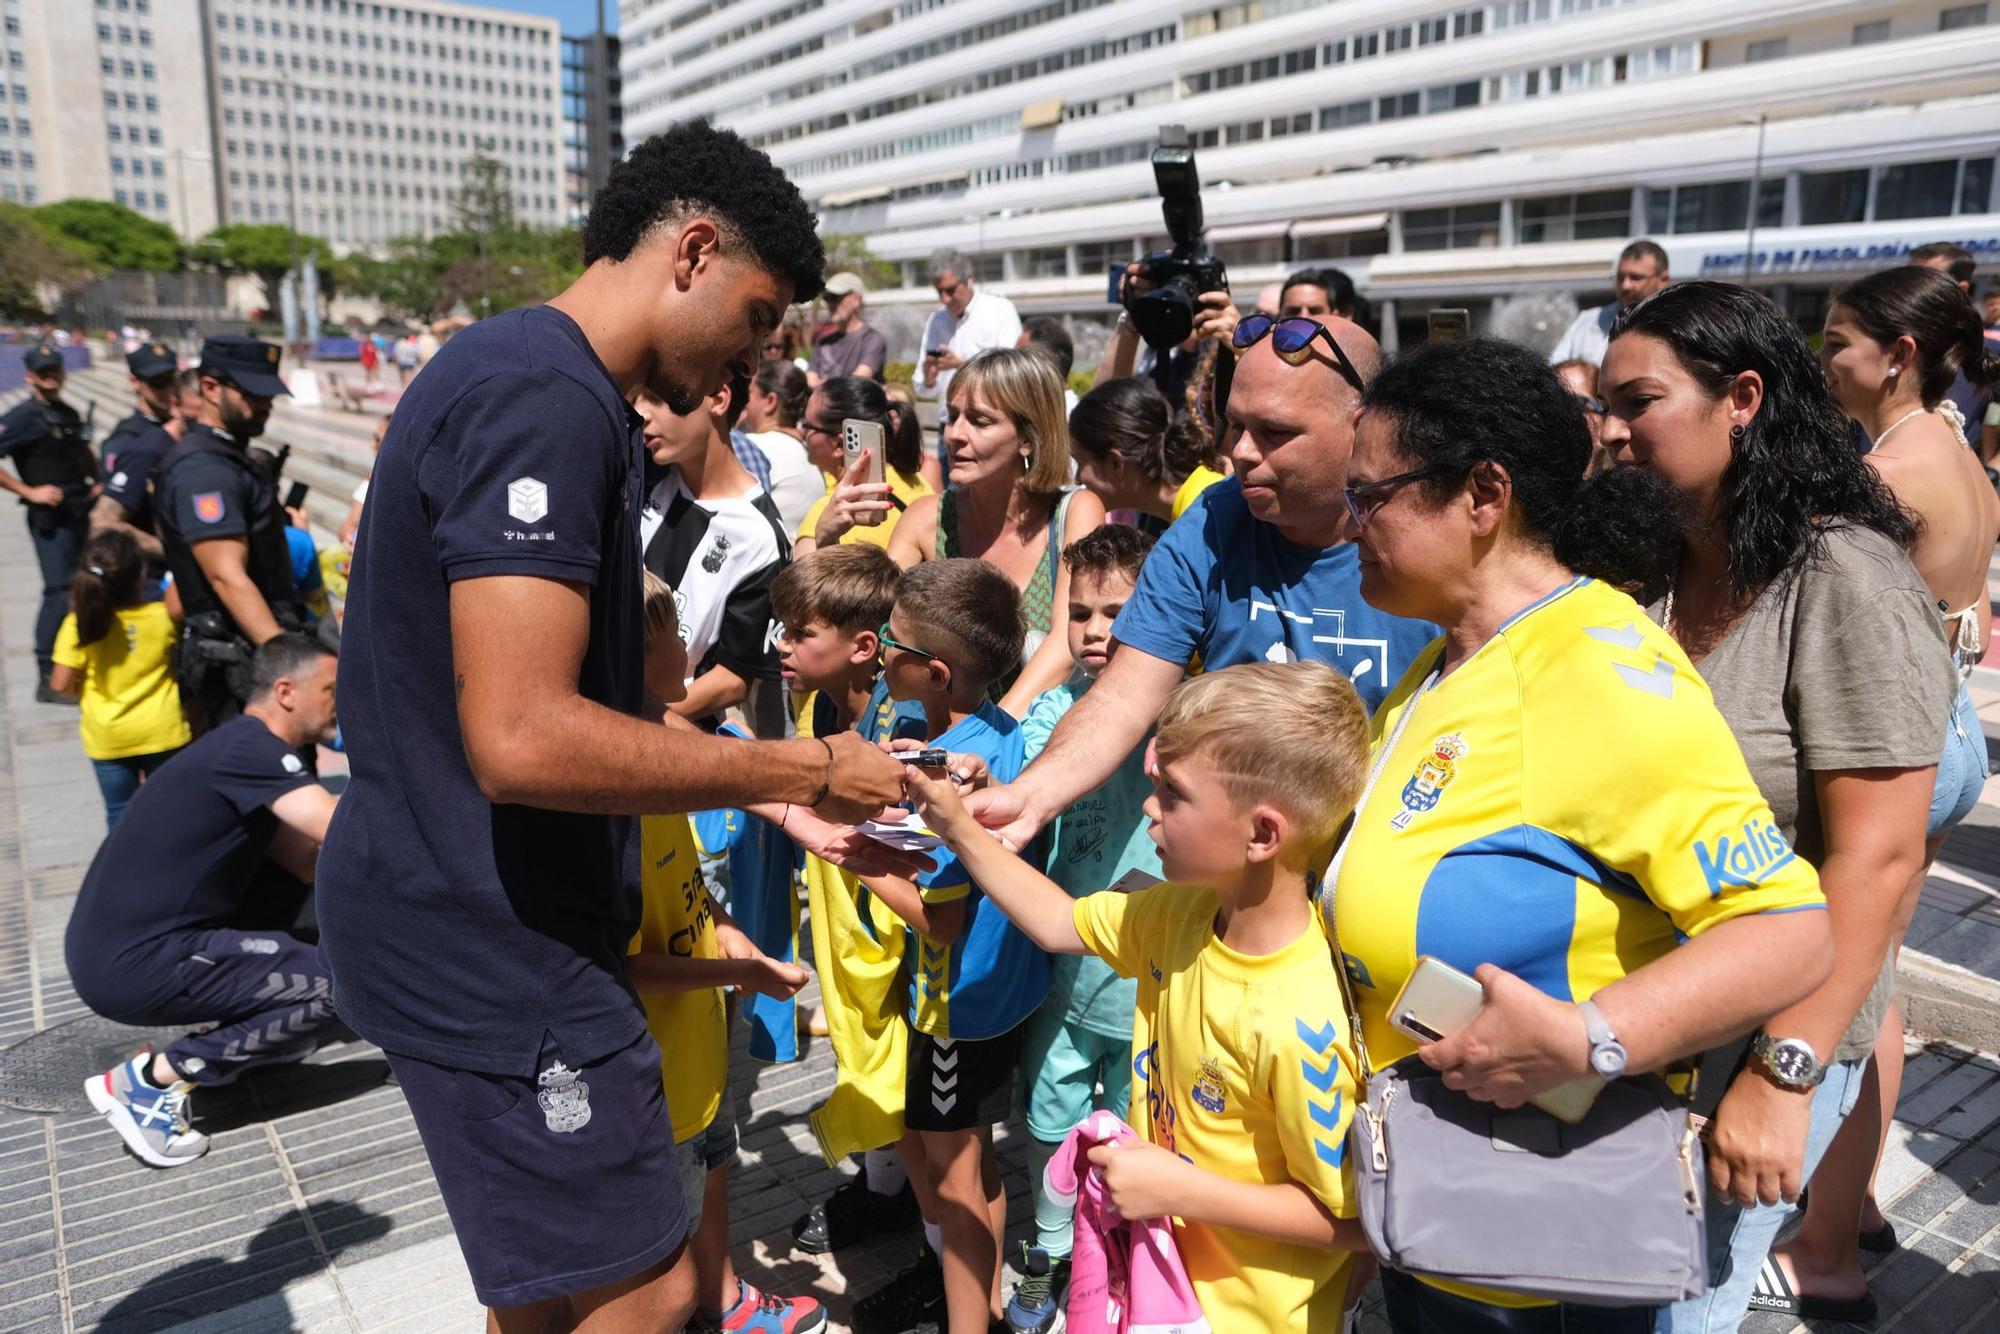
[{"x1": 1741, "y1": 113, "x2": 1769, "y2": 285}]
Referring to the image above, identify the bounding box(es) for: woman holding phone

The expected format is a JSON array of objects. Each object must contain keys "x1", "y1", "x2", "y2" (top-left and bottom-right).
[
  {"x1": 1327, "y1": 336, "x2": 1834, "y2": 1334},
  {"x1": 888, "y1": 348, "x2": 1105, "y2": 717},
  {"x1": 794, "y1": 375, "x2": 931, "y2": 556}
]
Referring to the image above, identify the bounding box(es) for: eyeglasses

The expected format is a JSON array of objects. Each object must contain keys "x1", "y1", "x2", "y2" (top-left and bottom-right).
[
  {"x1": 933, "y1": 278, "x2": 966, "y2": 300},
  {"x1": 1342, "y1": 464, "x2": 1451, "y2": 530},
  {"x1": 878, "y1": 622, "x2": 950, "y2": 676},
  {"x1": 1232, "y1": 315, "x2": 1367, "y2": 395},
  {"x1": 801, "y1": 418, "x2": 842, "y2": 437},
  {"x1": 1578, "y1": 396, "x2": 1608, "y2": 417}
]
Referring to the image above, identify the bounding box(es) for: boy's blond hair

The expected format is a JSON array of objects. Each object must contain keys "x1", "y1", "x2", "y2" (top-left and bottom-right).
[
  {"x1": 948, "y1": 348, "x2": 1072, "y2": 496},
  {"x1": 771, "y1": 543, "x2": 901, "y2": 635},
  {"x1": 641, "y1": 570, "x2": 678, "y2": 651},
  {"x1": 1153, "y1": 661, "x2": 1369, "y2": 850}
]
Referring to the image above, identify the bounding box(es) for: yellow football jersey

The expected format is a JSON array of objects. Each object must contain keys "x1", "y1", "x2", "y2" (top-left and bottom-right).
[
  {"x1": 1327, "y1": 576, "x2": 1825, "y2": 1307},
  {"x1": 630, "y1": 812, "x2": 726, "y2": 1144},
  {"x1": 1075, "y1": 883, "x2": 1358, "y2": 1333}
]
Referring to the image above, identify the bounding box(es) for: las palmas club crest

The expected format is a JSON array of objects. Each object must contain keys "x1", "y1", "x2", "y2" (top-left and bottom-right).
[
  {"x1": 1392, "y1": 734, "x2": 1467, "y2": 831},
  {"x1": 537, "y1": 1060, "x2": 592, "y2": 1133}
]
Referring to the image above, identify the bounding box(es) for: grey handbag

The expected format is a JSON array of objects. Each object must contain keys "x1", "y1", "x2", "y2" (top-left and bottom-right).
[{"x1": 1325, "y1": 672, "x2": 1709, "y2": 1307}]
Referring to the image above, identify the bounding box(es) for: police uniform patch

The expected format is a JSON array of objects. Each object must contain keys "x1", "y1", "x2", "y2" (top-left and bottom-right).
[{"x1": 194, "y1": 492, "x2": 227, "y2": 524}]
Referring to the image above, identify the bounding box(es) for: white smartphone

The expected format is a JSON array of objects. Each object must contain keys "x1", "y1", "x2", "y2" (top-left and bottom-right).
[
  {"x1": 842, "y1": 418, "x2": 885, "y2": 487},
  {"x1": 1387, "y1": 956, "x2": 1605, "y2": 1125}
]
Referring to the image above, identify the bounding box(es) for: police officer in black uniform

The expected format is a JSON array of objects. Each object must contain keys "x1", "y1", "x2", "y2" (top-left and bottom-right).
[
  {"x1": 92, "y1": 365, "x2": 194, "y2": 571},
  {"x1": 0, "y1": 344, "x2": 98, "y2": 703},
  {"x1": 155, "y1": 336, "x2": 303, "y2": 735},
  {"x1": 101, "y1": 341, "x2": 180, "y2": 472}
]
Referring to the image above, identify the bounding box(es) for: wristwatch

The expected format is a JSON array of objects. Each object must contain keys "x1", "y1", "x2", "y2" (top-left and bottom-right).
[
  {"x1": 1751, "y1": 1032, "x2": 1827, "y2": 1090},
  {"x1": 1577, "y1": 999, "x2": 1628, "y2": 1080}
]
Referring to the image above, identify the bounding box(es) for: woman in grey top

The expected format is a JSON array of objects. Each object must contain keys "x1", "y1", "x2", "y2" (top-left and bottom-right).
[{"x1": 1599, "y1": 282, "x2": 1952, "y2": 1332}]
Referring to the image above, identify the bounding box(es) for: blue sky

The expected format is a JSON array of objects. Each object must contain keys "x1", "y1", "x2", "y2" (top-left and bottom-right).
[{"x1": 481, "y1": 0, "x2": 617, "y2": 34}]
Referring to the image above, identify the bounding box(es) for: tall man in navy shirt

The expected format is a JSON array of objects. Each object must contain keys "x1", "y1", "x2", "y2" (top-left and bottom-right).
[
  {"x1": 316, "y1": 121, "x2": 912, "y2": 1333},
  {"x1": 69, "y1": 634, "x2": 340, "y2": 1169},
  {"x1": 966, "y1": 317, "x2": 1437, "y2": 852}
]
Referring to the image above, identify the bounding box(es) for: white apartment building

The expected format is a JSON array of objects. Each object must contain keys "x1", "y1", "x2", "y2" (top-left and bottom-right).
[
  {"x1": 205, "y1": 0, "x2": 566, "y2": 249},
  {"x1": 2, "y1": 0, "x2": 565, "y2": 254},
  {"x1": 620, "y1": 0, "x2": 2000, "y2": 350}
]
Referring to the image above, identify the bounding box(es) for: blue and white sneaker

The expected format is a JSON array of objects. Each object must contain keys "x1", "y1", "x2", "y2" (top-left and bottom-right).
[
  {"x1": 85, "y1": 1053, "x2": 209, "y2": 1168},
  {"x1": 1006, "y1": 1244, "x2": 1068, "y2": 1333}
]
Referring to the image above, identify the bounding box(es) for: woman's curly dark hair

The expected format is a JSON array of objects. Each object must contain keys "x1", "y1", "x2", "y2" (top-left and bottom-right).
[
  {"x1": 1612, "y1": 281, "x2": 1916, "y2": 599},
  {"x1": 583, "y1": 120, "x2": 824, "y2": 303},
  {"x1": 1360, "y1": 338, "x2": 1688, "y2": 599}
]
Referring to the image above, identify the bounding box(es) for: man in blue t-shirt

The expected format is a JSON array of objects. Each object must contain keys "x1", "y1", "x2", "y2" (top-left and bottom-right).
[
  {"x1": 313, "y1": 121, "x2": 910, "y2": 1329},
  {"x1": 965, "y1": 319, "x2": 1437, "y2": 853},
  {"x1": 67, "y1": 635, "x2": 341, "y2": 1169}
]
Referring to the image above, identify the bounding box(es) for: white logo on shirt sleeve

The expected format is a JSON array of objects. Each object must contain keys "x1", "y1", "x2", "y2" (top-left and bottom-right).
[
  {"x1": 110, "y1": 471, "x2": 128, "y2": 488},
  {"x1": 281, "y1": 753, "x2": 305, "y2": 774},
  {"x1": 507, "y1": 477, "x2": 549, "y2": 524}
]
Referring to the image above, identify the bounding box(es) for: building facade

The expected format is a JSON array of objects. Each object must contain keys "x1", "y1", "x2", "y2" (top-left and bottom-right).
[
  {"x1": 4, "y1": 0, "x2": 566, "y2": 253},
  {"x1": 621, "y1": 0, "x2": 2000, "y2": 350},
  {"x1": 563, "y1": 16, "x2": 623, "y2": 225}
]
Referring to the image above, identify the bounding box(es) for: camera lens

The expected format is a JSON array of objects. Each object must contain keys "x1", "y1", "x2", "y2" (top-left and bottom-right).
[{"x1": 1131, "y1": 272, "x2": 1199, "y2": 349}]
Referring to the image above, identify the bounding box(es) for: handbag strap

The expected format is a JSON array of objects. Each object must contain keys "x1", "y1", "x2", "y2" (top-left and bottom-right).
[{"x1": 1324, "y1": 664, "x2": 1440, "y2": 1083}]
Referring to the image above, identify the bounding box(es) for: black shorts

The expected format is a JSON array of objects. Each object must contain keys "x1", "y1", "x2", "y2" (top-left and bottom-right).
[
  {"x1": 385, "y1": 1028, "x2": 687, "y2": 1308},
  {"x1": 903, "y1": 1023, "x2": 1023, "y2": 1132}
]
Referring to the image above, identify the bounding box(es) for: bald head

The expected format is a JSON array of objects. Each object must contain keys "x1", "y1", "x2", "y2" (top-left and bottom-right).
[{"x1": 1224, "y1": 315, "x2": 1382, "y2": 546}]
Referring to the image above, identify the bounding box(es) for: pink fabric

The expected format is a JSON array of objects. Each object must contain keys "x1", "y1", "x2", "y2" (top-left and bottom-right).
[{"x1": 1047, "y1": 1110, "x2": 1211, "y2": 1334}]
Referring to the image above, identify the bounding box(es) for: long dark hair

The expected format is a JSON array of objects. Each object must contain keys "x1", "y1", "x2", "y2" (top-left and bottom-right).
[
  {"x1": 71, "y1": 529, "x2": 143, "y2": 647},
  {"x1": 1612, "y1": 281, "x2": 1916, "y2": 598},
  {"x1": 1360, "y1": 338, "x2": 1688, "y2": 598},
  {"x1": 817, "y1": 375, "x2": 919, "y2": 478},
  {"x1": 1069, "y1": 377, "x2": 1220, "y2": 487},
  {"x1": 1834, "y1": 265, "x2": 2000, "y2": 408},
  {"x1": 754, "y1": 357, "x2": 809, "y2": 428}
]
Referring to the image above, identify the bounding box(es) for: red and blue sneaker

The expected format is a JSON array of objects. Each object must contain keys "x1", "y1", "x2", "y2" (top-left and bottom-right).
[{"x1": 695, "y1": 1278, "x2": 827, "y2": 1334}]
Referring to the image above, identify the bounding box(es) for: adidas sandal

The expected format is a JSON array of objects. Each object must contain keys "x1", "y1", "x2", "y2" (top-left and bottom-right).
[{"x1": 1747, "y1": 1257, "x2": 1878, "y2": 1324}]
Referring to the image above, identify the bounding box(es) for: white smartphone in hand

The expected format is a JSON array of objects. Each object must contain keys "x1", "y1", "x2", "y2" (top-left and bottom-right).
[
  {"x1": 1387, "y1": 956, "x2": 1605, "y2": 1124},
  {"x1": 843, "y1": 419, "x2": 885, "y2": 486}
]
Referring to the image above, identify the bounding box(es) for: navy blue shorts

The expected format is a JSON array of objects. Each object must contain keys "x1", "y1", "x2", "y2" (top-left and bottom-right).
[{"x1": 385, "y1": 1028, "x2": 687, "y2": 1309}]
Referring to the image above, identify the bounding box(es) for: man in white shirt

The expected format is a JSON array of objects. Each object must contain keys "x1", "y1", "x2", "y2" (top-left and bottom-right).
[
  {"x1": 1549, "y1": 239, "x2": 1671, "y2": 367},
  {"x1": 919, "y1": 247, "x2": 1021, "y2": 426}
]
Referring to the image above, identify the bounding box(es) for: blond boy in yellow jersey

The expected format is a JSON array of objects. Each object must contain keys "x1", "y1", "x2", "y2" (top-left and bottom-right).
[
  {"x1": 904, "y1": 660, "x2": 1375, "y2": 1332},
  {"x1": 627, "y1": 573, "x2": 826, "y2": 1334}
]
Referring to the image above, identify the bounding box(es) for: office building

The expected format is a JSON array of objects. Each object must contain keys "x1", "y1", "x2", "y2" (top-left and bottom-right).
[
  {"x1": 621, "y1": 0, "x2": 2000, "y2": 348},
  {"x1": 563, "y1": 7, "x2": 623, "y2": 224}
]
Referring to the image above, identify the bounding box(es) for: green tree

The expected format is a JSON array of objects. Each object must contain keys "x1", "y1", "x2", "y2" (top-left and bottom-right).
[
  {"x1": 34, "y1": 198, "x2": 180, "y2": 271},
  {"x1": 192, "y1": 223, "x2": 332, "y2": 312},
  {"x1": 349, "y1": 235, "x2": 456, "y2": 323},
  {"x1": 819, "y1": 234, "x2": 899, "y2": 292},
  {"x1": 0, "y1": 203, "x2": 95, "y2": 319},
  {"x1": 451, "y1": 150, "x2": 517, "y2": 238}
]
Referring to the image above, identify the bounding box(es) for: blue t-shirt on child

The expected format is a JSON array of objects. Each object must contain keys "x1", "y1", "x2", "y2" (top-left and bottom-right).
[
  {"x1": 1022, "y1": 673, "x2": 1158, "y2": 1039},
  {"x1": 909, "y1": 700, "x2": 1045, "y2": 1041},
  {"x1": 1112, "y1": 476, "x2": 1436, "y2": 714}
]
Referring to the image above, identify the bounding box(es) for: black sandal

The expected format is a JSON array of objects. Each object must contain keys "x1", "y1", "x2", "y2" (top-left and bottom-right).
[
  {"x1": 1860, "y1": 1220, "x2": 1899, "y2": 1254},
  {"x1": 1748, "y1": 1259, "x2": 1879, "y2": 1324}
]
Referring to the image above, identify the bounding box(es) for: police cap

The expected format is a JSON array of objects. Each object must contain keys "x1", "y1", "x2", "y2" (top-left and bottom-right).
[
  {"x1": 126, "y1": 342, "x2": 179, "y2": 380},
  {"x1": 22, "y1": 344, "x2": 63, "y2": 374},
  {"x1": 197, "y1": 335, "x2": 291, "y2": 399}
]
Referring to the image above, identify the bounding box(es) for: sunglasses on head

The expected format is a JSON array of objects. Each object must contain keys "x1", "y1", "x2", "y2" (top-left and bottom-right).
[{"x1": 1232, "y1": 315, "x2": 1366, "y2": 394}]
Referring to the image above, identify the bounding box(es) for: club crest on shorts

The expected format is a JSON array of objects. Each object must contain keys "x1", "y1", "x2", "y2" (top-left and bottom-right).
[
  {"x1": 1391, "y1": 733, "x2": 1467, "y2": 831},
  {"x1": 537, "y1": 1060, "x2": 592, "y2": 1133}
]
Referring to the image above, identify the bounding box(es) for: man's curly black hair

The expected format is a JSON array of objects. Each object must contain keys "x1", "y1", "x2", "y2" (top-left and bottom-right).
[{"x1": 583, "y1": 119, "x2": 824, "y2": 303}]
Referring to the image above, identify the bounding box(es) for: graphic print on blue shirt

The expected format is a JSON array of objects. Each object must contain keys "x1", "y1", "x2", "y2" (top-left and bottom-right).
[
  {"x1": 908, "y1": 701, "x2": 1047, "y2": 1040},
  {"x1": 315, "y1": 305, "x2": 648, "y2": 1077},
  {"x1": 1111, "y1": 476, "x2": 1436, "y2": 714}
]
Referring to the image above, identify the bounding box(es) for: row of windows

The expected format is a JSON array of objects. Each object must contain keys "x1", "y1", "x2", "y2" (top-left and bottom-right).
[
  {"x1": 222, "y1": 106, "x2": 553, "y2": 137},
  {"x1": 106, "y1": 124, "x2": 161, "y2": 146},
  {"x1": 664, "y1": 0, "x2": 822, "y2": 67},
  {"x1": 109, "y1": 156, "x2": 164, "y2": 178},
  {"x1": 100, "y1": 92, "x2": 160, "y2": 113},
  {"x1": 212, "y1": 2, "x2": 551, "y2": 42},
  {"x1": 224, "y1": 139, "x2": 551, "y2": 172},
  {"x1": 0, "y1": 183, "x2": 41, "y2": 204},
  {"x1": 98, "y1": 58, "x2": 156, "y2": 80},
  {"x1": 0, "y1": 147, "x2": 31, "y2": 169},
  {"x1": 214, "y1": 46, "x2": 553, "y2": 99},
  {"x1": 112, "y1": 189, "x2": 162, "y2": 210},
  {"x1": 94, "y1": 23, "x2": 152, "y2": 45},
  {"x1": 92, "y1": 0, "x2": 152, "y2": 12},
  {"x1": 0, "y1": 115, "x2": 29, "y2": 136},
  {"x1": 214, "y1": 13, "x2": 552, "y2": 71}
]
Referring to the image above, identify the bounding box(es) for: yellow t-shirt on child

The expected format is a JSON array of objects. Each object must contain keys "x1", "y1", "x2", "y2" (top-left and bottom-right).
[
  {"x1": 629, "y1": 812, "x2": 727, "y2": 1143},
  {"x1": 1074, "y1": 882, "x2": 1358, "y2": 1333},
  {"x1": 797, "y1": 466, "x2": 933, "y2": 550},
  {"x1": 51, "y1": 605, "x2": 191, "y2": 760}
]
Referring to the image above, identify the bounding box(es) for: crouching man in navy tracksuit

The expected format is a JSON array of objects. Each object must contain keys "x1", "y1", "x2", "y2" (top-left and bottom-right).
[{"x1": 66, "y1": 633, "x2": 342, "y2": 1168}]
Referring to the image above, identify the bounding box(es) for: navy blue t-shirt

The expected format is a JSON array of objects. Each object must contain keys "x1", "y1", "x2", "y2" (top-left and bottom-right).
[
  {"x1": 316, "y1": 306, "x2": 648, "y2": 1076},
  {"x1": 64, "y1": 716, "x2": 316, "y2": 1013},
  {"x1": 102, "y1": 423, "x2": 171, "y2": 534},
  {"x1": 1112, "y1": 476, "x2": 1437, "y2": 714}
]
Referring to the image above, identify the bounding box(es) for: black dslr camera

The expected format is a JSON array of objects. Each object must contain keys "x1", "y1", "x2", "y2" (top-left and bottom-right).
[{"x1": 1126, "y1": 126, "x2": 1229, "y2": 350}]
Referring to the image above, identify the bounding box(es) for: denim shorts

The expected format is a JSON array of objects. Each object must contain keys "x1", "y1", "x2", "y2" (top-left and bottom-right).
[{"x1": 1929, "y1": 678, "x2": 1986, "y2": 838}]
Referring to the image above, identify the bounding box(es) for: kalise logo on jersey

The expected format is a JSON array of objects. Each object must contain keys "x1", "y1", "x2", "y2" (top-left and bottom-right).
[{"x1": 1693, "y1": 818, "x2": 1797, "y2": 897}]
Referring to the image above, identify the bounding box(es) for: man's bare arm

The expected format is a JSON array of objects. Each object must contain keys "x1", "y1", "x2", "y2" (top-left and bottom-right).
[
  {"x1": 190, "y1": 537, "x2": 284, "y2": 644},
  {"x1": 962, "y1": 643, "x2": 1183, "y2": 848},
  {"x1": 91, "y1": 495, "x2": 164, "y2": 561},
  {"x1": 451, "y1": 575, "x2": 905, "y2": 821}
]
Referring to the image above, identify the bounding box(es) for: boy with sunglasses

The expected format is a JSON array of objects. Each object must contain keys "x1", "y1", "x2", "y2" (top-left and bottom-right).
[{"x1": 848, "y1": 558, "x2": 1049, "y2": 1334}]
